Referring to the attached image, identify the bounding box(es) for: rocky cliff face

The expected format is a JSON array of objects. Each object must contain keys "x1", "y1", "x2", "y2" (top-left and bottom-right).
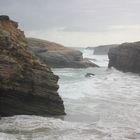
[
  {"x1": 108, "y1": 41, "x2": 140, "y2": 73},
  {"x1": 27, "y1": 38, "x2": 98, "y2": 68},
  {"x1": 0, "y1": 15, "x2": 65, "y2": 116},
  {"x1": 87, "y1": 44, "x2": 118, "y2": 55}
]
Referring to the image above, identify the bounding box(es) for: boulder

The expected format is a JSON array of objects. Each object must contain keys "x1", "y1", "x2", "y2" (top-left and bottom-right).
[
  {"x1": 108, "y1": 41, "x2": 140, "y2": 73},
  {"x1": 0, "y1": 15, "x2": 65, "y2": 116},
  {"x1": 85, "y1": 73, "x2": 95, "y2": 77},
  {"x1": 27, "y1": 38, "x2": 98, "y2": 68}
]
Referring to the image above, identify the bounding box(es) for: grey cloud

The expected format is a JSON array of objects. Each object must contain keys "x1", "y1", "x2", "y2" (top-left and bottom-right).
[{"x1": 0, "y1": 0, "x2": 140, "y2": 32}]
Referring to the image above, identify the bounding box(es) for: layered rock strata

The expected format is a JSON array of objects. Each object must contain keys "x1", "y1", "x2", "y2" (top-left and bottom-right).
[{"x1": 0, "y1": 15, "x2": 65, "y2": 116}]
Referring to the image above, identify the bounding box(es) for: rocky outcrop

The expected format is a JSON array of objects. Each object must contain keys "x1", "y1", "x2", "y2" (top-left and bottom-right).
[
  {"x1": 85, "y1": 73, "x2": 95, "y2": 77},
  {"x1": 0, "y1": 15, "x2": 65, "y2": 116},
  {"x1": 87, "y1": 44, "x2": 118, "y2": 55},
  {"x1": 27, "y1": 38, "x2": 98, "y2": 68},
  {"x1": 108, "y1": 41, "x2": 140, "y2": 73}
]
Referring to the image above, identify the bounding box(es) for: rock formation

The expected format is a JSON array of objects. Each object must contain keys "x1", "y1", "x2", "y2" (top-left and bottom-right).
[
  {"x1": 0, "y1": 15, "x2": 65, "y2": 116},
  {"x1": 87, "y1": 44, "x2": 118, "y2": 55},
  {"x1": 85, "y1": 73, "x2": 95, "y2": 77},
  {"x1": 27, "y1": 38, "x2": 98, "y2": 68},
  {"x1": 108, "y1": 41, "x2": 140, "y2": 73}
]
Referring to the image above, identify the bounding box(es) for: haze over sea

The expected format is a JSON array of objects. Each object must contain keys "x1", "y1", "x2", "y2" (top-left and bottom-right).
[{"x1": 0, "y1": 49, "x2": 140, "y2": 140}]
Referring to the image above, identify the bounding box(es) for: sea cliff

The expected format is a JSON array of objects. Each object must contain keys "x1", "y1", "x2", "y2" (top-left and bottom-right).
[
  {"x1": 108, "y1": 41, "x2": 140, "y2": 73},
  {"x1": 0, "y1": 15, "x2": 65, "y2": 116},
  {"x1": 27, "y1": 38, "x2": 98, "y2": 68}
]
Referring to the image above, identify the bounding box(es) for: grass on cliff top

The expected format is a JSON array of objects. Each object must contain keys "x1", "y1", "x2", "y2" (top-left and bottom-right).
[{"x1": 31, "y1": 52, "x2": 46, "y2": 65}]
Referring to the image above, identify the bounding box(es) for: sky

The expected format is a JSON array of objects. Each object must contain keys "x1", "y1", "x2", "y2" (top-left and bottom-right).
[{"x1": 1, "y1": 0, "x2": 140, "y2": 47}]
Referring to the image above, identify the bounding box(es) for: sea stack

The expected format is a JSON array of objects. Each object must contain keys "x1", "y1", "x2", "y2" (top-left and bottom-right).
[
  {"x1": 108, "y1": 41, "x2": 140, "y2": 73},
  {"x1": 0, "y1": 15, "x2": 65, "y2": 116}
]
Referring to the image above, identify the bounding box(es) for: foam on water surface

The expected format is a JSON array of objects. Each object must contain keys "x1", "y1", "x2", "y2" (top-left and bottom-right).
[{"x1": 1, "y1": 49, "x2": 140, "y2": 140}]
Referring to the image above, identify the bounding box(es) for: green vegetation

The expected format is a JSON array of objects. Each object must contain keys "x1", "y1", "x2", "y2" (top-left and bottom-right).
[{"x1": 32, "y1": 53, "x2": 44, "y2": 64}]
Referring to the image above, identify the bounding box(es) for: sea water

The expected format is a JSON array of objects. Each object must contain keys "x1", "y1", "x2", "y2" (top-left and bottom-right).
[{"x1": 0, "y1": 49, "x2": 140, "y2": 140}]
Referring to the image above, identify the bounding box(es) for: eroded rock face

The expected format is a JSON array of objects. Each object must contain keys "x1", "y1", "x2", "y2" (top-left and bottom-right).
[
  {"x1": 0, "y1": 15, "x2": 65, "y2": 116},
  {"x1": 108, "y1": 41, "x2": 140, "y2": 73},
  {"x1": 27, "y1": 38, "x2": 98, "y2": 68},
  {"x1": 90, "y1": 44, "x2": 118, "y2": 55}
]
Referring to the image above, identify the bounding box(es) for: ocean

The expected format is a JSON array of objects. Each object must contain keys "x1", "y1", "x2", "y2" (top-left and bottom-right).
[{"x1": 0, "y1": 49, "x2": 140, "y2": 140}]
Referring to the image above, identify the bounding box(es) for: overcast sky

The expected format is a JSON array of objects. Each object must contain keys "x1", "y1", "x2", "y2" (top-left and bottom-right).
[{"x1": 1, "y1": 0, "x2": 140, "y2": 47}]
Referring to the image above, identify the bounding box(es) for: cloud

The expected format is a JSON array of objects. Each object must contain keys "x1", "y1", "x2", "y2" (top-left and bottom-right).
[
  {"x1": 110, "y1": 25, "x2": 140, "y2": 30},
  {"x1": 26, "y1": 28, "x2": 140, "y2": 47},
  {"x1": 1, "y1": 0, "x2": 140, "y2": 46}
]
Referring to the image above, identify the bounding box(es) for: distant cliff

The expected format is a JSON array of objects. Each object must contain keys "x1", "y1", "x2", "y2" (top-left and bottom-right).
[
  {"x1": 0, "y1": 15, "x2": 65, "y2": 116},
  {"x1": 108, "y1": 41, "x2": 140, "y2": 73},
  {"x1": 88, "y1": 44, "x2": 118, "y2": 55},
  {"x1": 27, "y1": 38, "x2": 98, "y2": 68}
]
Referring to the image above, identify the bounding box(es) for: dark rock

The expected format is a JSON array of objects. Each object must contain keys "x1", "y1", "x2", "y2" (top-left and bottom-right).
[
  {"x1": 85, "y1": 73, "x2": 95, "y2": 77},
  {"x1": 0, "y1": 15, "x2": 10, "y2": 21},
  {"x1": 27, "y1": 38, "x2": 98, "y2": 68},
  {"x1": 108, "y1": 41, "x2": 140, "y2": 73},
  {"x1": 0, "y1": 16, "x2": 65, "y2": 116}
]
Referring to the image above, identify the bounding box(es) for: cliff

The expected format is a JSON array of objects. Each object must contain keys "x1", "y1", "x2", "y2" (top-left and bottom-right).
[
  {"x1": 0, "y1": 15, "x2": 65, "y2": 116},
  {"x1": 108, "y1": 41, "x2": 140, "y2": 73},
  {"x1": 27, "y1": 38, "x2": 98, "y2": 68},
  {"x1": 87, "y1": 44, "x2": 118, "y2": 55}
]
